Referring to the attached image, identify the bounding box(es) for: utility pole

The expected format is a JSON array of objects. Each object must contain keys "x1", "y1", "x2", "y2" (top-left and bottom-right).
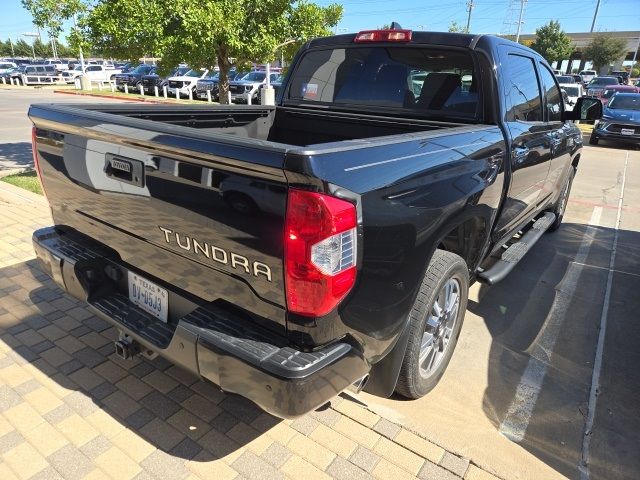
[
  {"x1": 8, "y1": 37, "x2": 15, "y2": 57},
  {"x1": 515, "y1": 0, "x2": 527, "y2": 42},
  {"x1": 590, "y1": 0, "x2": 601, "y2": 33},
  {"x1": 466, "y1": 1, "x2": 474, "y2": 34}
]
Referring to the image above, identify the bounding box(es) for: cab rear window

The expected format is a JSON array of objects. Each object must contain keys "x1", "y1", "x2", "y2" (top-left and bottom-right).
[{"x1": 286, "y1": 46, "x2": 478, "y2": 118}]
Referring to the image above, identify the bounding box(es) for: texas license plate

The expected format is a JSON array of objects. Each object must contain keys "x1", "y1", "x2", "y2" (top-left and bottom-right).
[
  {"x1": 621, "y1": 128, "x2": 635, "y2": 136},
  {"x1": 128, "y1": 272, "x2": 168, "y2": 322}
]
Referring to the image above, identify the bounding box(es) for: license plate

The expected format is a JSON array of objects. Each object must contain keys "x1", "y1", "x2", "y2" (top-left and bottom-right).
[
  {"x1": 128, "y1": 272, "x2": 168, "y2": 322},
  {"x1": 621, "y1": 128, "x2": 635, "y2": 136}
]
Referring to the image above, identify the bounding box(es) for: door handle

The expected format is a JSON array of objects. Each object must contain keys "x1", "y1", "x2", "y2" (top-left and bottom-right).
[{"x1": 513, "y1": 146, "x2": 530, "y2": 163}]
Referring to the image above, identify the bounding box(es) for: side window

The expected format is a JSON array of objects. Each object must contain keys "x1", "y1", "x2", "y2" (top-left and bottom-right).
[
  {"x1": 538, "y1": 64, "x2": 563, "y2": 122},
  {"x1": 87, "y1": 66, "x2": 100, "y2": 72},
  {"x1": 503, "y1": 54, "x2": 542, "y2": 122}
]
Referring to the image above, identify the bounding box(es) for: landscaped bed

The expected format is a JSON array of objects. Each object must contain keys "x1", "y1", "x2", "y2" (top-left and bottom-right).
[{"x1": 1, "y1": 170, "x2": 42, "y2": 195}]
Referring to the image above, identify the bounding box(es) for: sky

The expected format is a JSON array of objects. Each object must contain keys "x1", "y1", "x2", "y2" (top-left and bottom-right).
[{"x1": 1, "y1": 0, "x2": 639, "y2": 45}]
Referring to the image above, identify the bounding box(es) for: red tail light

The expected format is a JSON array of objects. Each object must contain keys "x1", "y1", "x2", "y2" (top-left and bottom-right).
[
  {"x1": 354, "y1": 29, "x2": 412, "y2": 43},
  {"x1": 31, "y1": 127, "x2": 47, "y2": 198},
  {"x1": 284, "y1": 189, "x2": 357, "y2": 317}
]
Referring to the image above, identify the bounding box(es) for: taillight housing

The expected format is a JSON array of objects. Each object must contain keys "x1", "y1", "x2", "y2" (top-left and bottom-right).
[
  {"x1": 285, "y1": 189, "x2": 357, "y2": 317},
  {"x1": 354, "y1": 29, "x2": 412, "y2": 43},
  {"x1": 31, "y1": 127, "x2": 47, "y2": 198}
]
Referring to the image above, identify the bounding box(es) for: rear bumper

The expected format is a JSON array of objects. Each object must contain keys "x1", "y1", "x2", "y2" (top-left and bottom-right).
[{"x1": 33, "y1": 227, "x2": 368, "y2": 418}]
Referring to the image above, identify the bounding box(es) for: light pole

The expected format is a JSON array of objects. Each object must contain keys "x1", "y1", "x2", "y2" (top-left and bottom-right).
[
  {"x1": 22, "y1": 32, "x2": 39, "y2": 60},
  {"x1": 8, "y1": 37, "x2": 15, "y2": 57},
  {"x1": 72, "y1": 14, "x2": 86, "y2": 72}
]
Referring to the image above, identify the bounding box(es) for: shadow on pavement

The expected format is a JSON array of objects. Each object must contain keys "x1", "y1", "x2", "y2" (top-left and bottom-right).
[
  {"x1": 0, "y1": 258, "x2": 284, "y2": 465},
  {"x1": 469, "y1": 223, "x2": 640, "y2": 480},
  {"x1": 0, "y1": 142, "x2": 34, "y2": 170}
]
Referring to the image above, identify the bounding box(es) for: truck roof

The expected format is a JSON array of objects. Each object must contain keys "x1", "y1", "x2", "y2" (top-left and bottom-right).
[{"x1": 305, "y1": 31, "x2": 534, "y2": 53}]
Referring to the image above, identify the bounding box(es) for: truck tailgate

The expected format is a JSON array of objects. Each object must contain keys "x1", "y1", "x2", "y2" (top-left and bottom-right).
[{"x1": 29, "y1": 104, "x2": 289, "y2": 332}]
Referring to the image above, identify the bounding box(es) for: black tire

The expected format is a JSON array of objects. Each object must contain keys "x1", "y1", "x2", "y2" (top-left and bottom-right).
[
  {"x1": 548, "y1": 168, "x2": 575, "y2": 232},
  {"x1": 395, "y1": 250, "x2": 469, "y2": 399},
  {"x1": 589, "y1": 132, "x2": 599, "y2": 145}
]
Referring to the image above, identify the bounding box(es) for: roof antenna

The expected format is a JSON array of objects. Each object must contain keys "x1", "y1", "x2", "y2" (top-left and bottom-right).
[{"x1": 390, "y1": 22, "x2": 403, "y2": 30}]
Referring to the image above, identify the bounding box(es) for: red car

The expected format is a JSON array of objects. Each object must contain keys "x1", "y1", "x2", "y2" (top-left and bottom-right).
[{"x1": 599, "y1": 85, "x2": 640, "y2": 106}]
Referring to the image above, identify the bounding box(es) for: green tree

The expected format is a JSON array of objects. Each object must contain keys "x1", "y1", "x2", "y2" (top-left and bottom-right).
[
  {"x1": 583, "y1": 33, "x2": 628, "y2": 72},
  {"x1": 14, "y1": 39, "x2": 34, "y2": 57},
  {"x1": 33, "y1": 38, "x2": 52, "y2": 57},
  {"x1": 21, "y1": 0, "x2": 87, "y2": 58},
  {"x1": 530, "y1": 20, "x2": 573, "y2": 66},
  {"x1": 85, "y1": 0, "x2": 342, "y2": 103},
  {"x1": 448, "y1": 21, "x2": 468, "y2": 34}
]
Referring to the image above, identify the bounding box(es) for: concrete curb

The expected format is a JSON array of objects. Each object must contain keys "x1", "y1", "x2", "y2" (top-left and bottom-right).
[
  {"x1": 0, "y1": 176, "x2": 47, "y2": 205},
  {"x1": 331, "y1": 393, "x2": 504, "y2": 480},
  {"x1": 52, "y1": 89, "x2": 168, "y2": 103},
  {"x1": 52, "y1": 89, "x2": 208, "y2": 105}
]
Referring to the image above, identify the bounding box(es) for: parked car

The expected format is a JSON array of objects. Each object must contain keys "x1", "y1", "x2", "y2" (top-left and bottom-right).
[
  {"x1": 229, "y1": 71, "x2": 279, "y2": 103},
  {"x1": 61, "y1": 64, "x2": 122, "y2": 84},
  {"x1": 590, "y1": 93, "x2": 639, "y2": 146},
  {"x1": 29, "y1": 29, "x2": 601, "y2": 419},
  {"x1": 195, "y1": 70, "x2": 247, "y2": 100},
  {"x1": 555, "y1": 75, "x2": 575, "y2": 84},
  {"x1": 43, "y1": 59, "x2": 69, "y2": 72},
  {"x1": 579, "y1": 70, "x2": 597, "y2": 85},
  {"x1": 0, "y1": 61, "x2": 17, "y2": 74},
  {"x1": 570, "y1": 74, "x2": 583, "y2": 84},
  {"x1": 258, "y1": 73, "x2": 286, "y2": 98},
  {"x1": 115, "y1": 64, "x2": 156, "y2": 91},
  {"x1": 6, "y1": 65, "x2": 27, "y2": 84},
  {"x1": 609, "y1": 70, "x2": 629, "y2": 85},
  {"x1": 167, "y1": 68, "x2": 208, "y2": 98},
  {"x1": 586, "y1": 76, "x2": 619, "y2": 97},
  {"x1": 141, "y1": 66, "x2": 190, "y2": 95},
  {"x1": 19, "y1": 65, "x2": 60, "y2": 85},
  {"x1": 559, "y1": 83, "x2": 583, "y2": 111},
  {"x1": 0, "y1": 66, "x2": 20, "y2": 82},
  {"x1": 598, "y1": 85, "x2": 640, "y2": 107}
]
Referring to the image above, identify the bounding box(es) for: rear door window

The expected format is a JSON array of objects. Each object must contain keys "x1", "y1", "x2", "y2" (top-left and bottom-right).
[
  {"x1": 286, "y1": 46, "x2": 478, "y2": 118},
  {"x1": 538, "y1": 63, "x2": 563, "y2": 121}
]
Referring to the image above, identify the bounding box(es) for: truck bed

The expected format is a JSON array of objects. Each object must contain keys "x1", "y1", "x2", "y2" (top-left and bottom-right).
[{"x1": 29, "y1": 102, "x2": 498, "y2": 345}]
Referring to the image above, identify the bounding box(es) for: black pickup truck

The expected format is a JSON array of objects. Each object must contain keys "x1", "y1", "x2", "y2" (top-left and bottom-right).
[{"x1": 29, "y1": 29, "x2": 601, "y2": 418}]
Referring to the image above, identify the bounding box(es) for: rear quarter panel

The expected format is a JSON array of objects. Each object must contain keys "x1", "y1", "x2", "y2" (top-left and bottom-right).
[{"x1": 285, "y1": 126, "x2": 506, "y2": 360}]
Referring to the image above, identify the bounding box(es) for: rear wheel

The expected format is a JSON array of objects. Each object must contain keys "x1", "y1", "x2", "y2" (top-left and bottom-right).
[
  {"x1": 395, "y1": 250, "x2": 469, "y2": 399},
  {"x1": 589, "y1": 132, "x2": 599, "y2": 145},
  {"x1": 548, "y1": 168, "x2": 575, "y2": 232}
]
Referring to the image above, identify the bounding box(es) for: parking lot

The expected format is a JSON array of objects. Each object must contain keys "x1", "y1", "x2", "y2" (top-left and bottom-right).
[{"x1": 1, "y1": 88, "x2": 639, "y2": 480}]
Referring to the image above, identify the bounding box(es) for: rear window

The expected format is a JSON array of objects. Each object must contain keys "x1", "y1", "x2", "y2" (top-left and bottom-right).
[
  {"x1": 286, "y1": 46, "x2": 478, "y2": 118},
  {"x1": 563, "y1": 86, "x2": 580, "y2": 97}
]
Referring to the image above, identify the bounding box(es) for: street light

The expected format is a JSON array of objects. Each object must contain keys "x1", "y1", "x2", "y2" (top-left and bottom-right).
[{"x1": 22, "y1": 32, "x2": 39, "y2": 60}]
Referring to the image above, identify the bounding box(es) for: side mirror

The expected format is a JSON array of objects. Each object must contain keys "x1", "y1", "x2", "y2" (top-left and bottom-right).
[{"x1": 565, "y1": 96, "x2": 602, "y2": 121}]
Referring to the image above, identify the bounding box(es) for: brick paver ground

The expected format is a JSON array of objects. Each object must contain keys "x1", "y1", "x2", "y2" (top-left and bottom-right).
[{"x1": 0, "y1": 180, "x2": 501, "y2": 480}]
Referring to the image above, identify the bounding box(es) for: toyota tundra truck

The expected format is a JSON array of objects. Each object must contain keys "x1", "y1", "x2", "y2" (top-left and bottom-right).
[{"x1": 28, "y1": 29, "x2": 601, "y2": 418}]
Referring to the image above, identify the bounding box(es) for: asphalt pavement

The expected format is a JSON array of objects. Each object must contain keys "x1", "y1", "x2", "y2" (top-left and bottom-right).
[
  {"x1": 0, "y1": 87, "x2": 127, "y2": 172},
  {"x1": 359, "y1": 142, "x2": 640, "y2": 480},
  {"x1": 0, "y1": 87, "x2": 638, "y2": 480}
]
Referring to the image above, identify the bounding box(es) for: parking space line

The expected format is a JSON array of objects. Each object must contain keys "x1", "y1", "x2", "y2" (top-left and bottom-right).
[
  {"x1": 499, "y1": 206, "x2": 603, "y2": 443},
  {"x1": 579, "y1": 151, "x2": 629, "y2": 480}
]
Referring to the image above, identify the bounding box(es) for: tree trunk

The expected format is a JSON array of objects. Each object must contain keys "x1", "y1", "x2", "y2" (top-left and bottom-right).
[{"x1": 217, "y1": 48, "x2": 231, "y2": 105}]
